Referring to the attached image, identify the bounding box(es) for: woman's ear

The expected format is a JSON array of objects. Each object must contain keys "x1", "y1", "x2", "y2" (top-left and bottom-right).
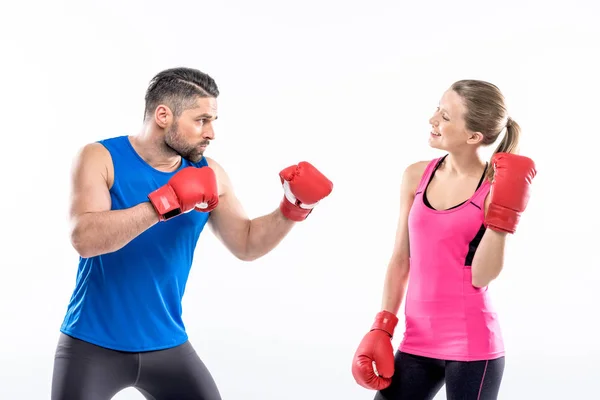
[{"x1": 466, "y1": 131, "x2": 484, "y2": 145}]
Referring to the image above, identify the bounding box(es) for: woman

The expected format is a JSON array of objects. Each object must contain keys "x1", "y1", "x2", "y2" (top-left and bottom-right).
[{"x1": 351, "y1": 80, "x2": 537, "y2": 400}]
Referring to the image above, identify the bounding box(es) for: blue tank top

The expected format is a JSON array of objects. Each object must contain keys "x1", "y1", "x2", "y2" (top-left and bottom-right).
[{"x1": 60, "y1": 135, "x2": 210, "y2": 352}]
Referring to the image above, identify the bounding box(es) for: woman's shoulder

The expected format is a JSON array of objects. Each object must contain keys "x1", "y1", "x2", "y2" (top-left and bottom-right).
[
  {"x1": 403, "y1": 158, "x2": 438, "y2": 183},
  {"x1": 401, "y1": 159, "x2": 436, "y2": 195}
]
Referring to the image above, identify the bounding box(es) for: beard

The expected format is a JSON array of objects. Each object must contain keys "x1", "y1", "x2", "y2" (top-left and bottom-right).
[{"x1": 164, "y1": 122, "x2": 208, "y2": 163}]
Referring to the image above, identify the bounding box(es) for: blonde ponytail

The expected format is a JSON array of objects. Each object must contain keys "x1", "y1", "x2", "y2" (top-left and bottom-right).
[{"x1": 485, "y1": 117, "x2": 521, "y2": 182}]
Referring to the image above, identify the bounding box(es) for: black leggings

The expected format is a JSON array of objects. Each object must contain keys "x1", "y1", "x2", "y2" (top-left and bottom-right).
[
  {"x1": 51, "y1": 333, "x2": 222, "y2": 400},
  {"x1": 374, "y1": 351, "x2": 505, "y2": 400}
]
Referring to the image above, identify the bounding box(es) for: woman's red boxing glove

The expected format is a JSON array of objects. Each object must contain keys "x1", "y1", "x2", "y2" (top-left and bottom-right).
[
  {"x1": 485, "y1": 153, "x2": 537, "y2": 234},
  {"x1": 351, "y1": 311, "x2": 398, "y2": 391}
]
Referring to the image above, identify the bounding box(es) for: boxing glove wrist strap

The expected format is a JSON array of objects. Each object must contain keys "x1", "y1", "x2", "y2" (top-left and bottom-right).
[
  {"x1": 371, "y1": 310, "x2": 399, "y2": 338},
  {"x1": 279, "y1": 198, "x2": 312, "y2": 221},
  {"x1": 148, "y1": 185, "x2": 182, "y2": 222},
  {"x1": 485, "y1": 203, "x2": 520, "y2": 234}
]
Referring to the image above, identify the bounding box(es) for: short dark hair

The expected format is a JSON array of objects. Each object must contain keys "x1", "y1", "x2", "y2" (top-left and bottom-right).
[{"x1": 143, "y1": 67, "x2": 219, "y2": 121}]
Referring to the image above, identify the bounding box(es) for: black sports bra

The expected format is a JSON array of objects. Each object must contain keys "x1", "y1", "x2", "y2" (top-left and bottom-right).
[{"x1": 423, "y1": 155, "x2": 488, "y2": 211}]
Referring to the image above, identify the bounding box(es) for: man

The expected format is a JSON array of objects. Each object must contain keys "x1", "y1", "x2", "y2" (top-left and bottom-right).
[{"x1": 51, "y1": 67, "x2": 333, "y2": 400}]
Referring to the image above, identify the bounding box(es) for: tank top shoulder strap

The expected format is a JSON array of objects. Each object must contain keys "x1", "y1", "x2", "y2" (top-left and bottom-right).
[
  {"x1": 97, "y1": 136, "x2": 131, "y2": 181},
  {"x1": 415, "y1": 155, "x2": 446, "y2": 195},
  {"x1": 470, "y1": 164, "x2": 491, "y2": 208},
  {"x1": 98, "y1": 135, "x2": 128, "y2": 154}
]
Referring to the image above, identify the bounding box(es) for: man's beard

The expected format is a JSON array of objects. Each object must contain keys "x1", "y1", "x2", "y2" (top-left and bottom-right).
[{"x1": 164, "y1": 123, "x2": 207, "y2": 163}]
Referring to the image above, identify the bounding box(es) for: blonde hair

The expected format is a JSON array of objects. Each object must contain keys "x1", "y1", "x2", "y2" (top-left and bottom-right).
[{"x1": 450, "y1": 80, "x2": 520, "y2": 181}]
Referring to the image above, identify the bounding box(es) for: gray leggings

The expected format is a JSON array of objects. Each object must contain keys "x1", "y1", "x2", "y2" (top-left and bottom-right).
[{"x1": 51, "y1": 333, "x2": 222, "y2": 400}]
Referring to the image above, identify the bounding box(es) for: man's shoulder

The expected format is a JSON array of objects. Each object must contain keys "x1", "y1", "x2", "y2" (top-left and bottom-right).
[
  {"x1": 73, "y1": 138, "x2": 121, "y2": 170},
  {"x1": 203, "y1": 156, "x2": 223, "y2": 171},
  {"x1": 96, "y1": 135, "x2": 129, "y2": 147},
  {"x1": 79, "y1": 135, "x2": 127, "y2": 154},
  {"x1": 202, "y1": 156, "x2": 231, "y2": 196},
  {"x1": 77, "y1": 141, "x2": 110, "y2": 158}
]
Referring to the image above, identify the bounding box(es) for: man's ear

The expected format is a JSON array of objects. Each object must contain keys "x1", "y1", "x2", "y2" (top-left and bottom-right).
[{"x1": 154, "y1": 105, "x2": 173, "y2": 129}]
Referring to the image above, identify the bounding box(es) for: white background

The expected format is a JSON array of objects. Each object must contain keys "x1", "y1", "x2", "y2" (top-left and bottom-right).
[{"x1": 1, "y1": 0, "x2": 599, "y2": 399}]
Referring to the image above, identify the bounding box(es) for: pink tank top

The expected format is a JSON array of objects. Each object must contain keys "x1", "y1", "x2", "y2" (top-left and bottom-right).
[{"x1": 399, "y1": 156, "x2": 505, "y2": 361}]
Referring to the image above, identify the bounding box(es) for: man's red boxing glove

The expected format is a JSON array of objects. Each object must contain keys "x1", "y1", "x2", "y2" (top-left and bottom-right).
[
  {"x1": 148, "y1": 166, "x2": 219, "y2": 221},
  {"x1": 485, "y1": 153, "x2": 537, "y2": 234},
  {"x1": 279, "y1": 161, "x2": 333, "y2": 221},
  {"x1": 351, "y1": 311, "x2": 398, "y2": 391}
]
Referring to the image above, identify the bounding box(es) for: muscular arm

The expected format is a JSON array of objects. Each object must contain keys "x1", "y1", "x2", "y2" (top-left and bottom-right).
[
  {"x1": 206, "y1": 158, "x2": 295, "y2": 262},
  {"x1": 69, "y1": 143, "x2": 159, "y2": 258},
  {"x1": 471, "y1": 194, "x2": 509, "y2": 288},
  {"x1": 380, "y1": 162, "x2": 426, "y2": 314}
]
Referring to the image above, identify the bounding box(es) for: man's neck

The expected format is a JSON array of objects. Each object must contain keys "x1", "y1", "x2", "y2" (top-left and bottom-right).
[{"x1": 129, "y1": 126, "x2": 181, "y2": 172}]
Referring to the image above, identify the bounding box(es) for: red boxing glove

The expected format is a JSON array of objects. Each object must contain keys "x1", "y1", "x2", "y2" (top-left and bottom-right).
[
  {"x1": 279, "y1": 161, "x2": 333, "y2": 221},
  {"x1": 352, "y1": 311, "x2": 398, "y2": 391},
  {"x1": 148, "y1": 166, "x2": 219, "y2": 221},
  {"x1": 485, "y1": 153, "x2": 537, "y2": 234}
]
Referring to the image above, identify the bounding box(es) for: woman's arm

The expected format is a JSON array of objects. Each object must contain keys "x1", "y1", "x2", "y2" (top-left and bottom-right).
[
  {"x1": 472, "y1": 153, "x2": 537, "y2": 288},
  {"x1": 381, "y1": 161, "x2": 428, "y2": 313},
  {"x1": 471, "y1": 197, "x2": 509, "y2": 288}
]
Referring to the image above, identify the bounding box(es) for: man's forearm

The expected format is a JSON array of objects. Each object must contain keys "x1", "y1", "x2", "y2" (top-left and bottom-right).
[
  {"x1": 70, "y1": 202, "x2": 159, "y2": 258},
  {"x1": 244, "y1": 208, "x2": 296, "y2": 261},
  {"x1": 471, "y1": 229, "x2": 508, "y2": 288}
]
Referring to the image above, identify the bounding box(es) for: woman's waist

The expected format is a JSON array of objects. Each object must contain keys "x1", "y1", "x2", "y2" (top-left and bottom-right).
[{"x1": 404, "y1": 291, "x2": 496, "y2": 316}]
